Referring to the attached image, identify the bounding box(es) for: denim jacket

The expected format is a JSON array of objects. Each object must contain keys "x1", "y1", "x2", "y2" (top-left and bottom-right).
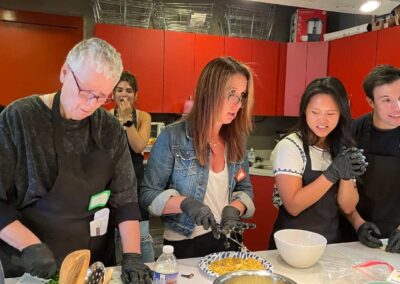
[{"x1": 139, "y1": 120, "x2": 255, "y2": 237}]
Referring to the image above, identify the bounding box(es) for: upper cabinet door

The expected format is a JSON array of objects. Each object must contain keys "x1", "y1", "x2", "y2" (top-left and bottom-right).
[
  {"x1": 224, "y1": 37, "x2": 252, "y2": 63},
  {"x1": 164, "y1": 31, "x2": 195, "y2": 113},
  {"x1": 131, "y1": 27, "x2": 164, "y2": 113},
  {"x1": 94, "y1": 24, "x2": 132, "y2": 72},
  {"x1": 306, "y1": 41, "x2": 328, "y2": 86},
  {"x1": 251, "y1": 40, "x2": 279, "y2": 115},
  {"x1": 194, "y1": 34, "x2": 225, "y2": 85},
  {"x1": 376, "y1": 25, "x2": 400, "y2": 66},
  {"x1": 328, "y1": 31, "x2": 377, "y2": 118},
  {"x1": 284, "y1": 42, "x2": 307, "y2": 116}
]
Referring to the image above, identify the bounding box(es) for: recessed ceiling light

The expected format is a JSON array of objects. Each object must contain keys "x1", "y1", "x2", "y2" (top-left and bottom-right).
[{"x1": 359, "y1": 0, "x2": 381, "y2": 13}]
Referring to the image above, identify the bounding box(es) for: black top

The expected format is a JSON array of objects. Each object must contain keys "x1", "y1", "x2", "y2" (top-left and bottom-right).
[{"x1": 352, "y1": 113, "x2": 400, "y2": 158}]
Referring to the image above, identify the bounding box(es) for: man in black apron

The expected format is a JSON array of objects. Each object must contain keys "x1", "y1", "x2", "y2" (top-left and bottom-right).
[
  {"x1": 343, "y1": 65, "x2": 400, "y2": 253},
  {"x1": 0, "y1": 38, "x2": 152, "y2": 283}
]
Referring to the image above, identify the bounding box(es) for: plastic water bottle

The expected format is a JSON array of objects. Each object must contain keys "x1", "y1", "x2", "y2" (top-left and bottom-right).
[
  {"x1": 153, "y1": 245, "x2": 178, "y2": 284},
  {"x1": 248, "y1": 148, "x2": 256, "y2": 165},
  {"x1": 0, "y1": 258, "x2": 4, "y2": 283}
]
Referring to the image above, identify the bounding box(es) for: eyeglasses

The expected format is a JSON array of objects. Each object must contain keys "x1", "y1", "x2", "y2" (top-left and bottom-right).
[
  {"x1": 69, "y1": 65, "x2": 112, "y2": 105},
  {"x1": 226, "y1": 91, "x2": 247, "y2": 107}
]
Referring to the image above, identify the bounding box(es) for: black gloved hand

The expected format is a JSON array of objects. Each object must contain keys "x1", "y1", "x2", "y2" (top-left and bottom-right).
[
  {"x1": 121, "y1": 253, "x2": 152, "y2": 284},
  {"x1": 386, "y1": 229, "x2": 400, "y2": 253},
  {"x1": 357, "y1": 222, "x2": 383, "y2": 248},
  {"x1": 221, "y1": 206, "x2": 242, "y2": 235},
  {"x1": 21, "y1": 243, "x2": 57, "y2": 279},
  {"x1": 180, "y1": 197, "x2": 216, "y2": 230},
  {"x1": 323, "y1": 147, "x2": 368, "y2": 183}
]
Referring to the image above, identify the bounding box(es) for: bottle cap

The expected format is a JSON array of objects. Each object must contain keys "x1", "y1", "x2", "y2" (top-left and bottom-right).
[
  {"x1": 250, "y1": 148, "x2": 254, "y2": 151},
  {"x1": 163, "y1": 245, "x2": 174, "y2": 254}
]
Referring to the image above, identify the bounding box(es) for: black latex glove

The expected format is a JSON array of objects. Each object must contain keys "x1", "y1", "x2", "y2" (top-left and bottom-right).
[
  {"x1": 21, "y1": 243, "x2": 57, "y2": 279},
  {"x1": 121, "y1": 253, "x2": 152, "y2": 284},
  {"x1": 357, "y1": 222, "x2": 383, "y2": 248},
  {"x1": 323, "y1": 147, "x2": 368, "y2": 183},
  {"x1": 220, "y1": 206, "x2": 242, "y2": 235},
  {"x1": 180, "y1": 197, "x2": 217, "y2": 230},
  {"x1": 386, "y1": 229, "x2": 400, "y2": 253}
]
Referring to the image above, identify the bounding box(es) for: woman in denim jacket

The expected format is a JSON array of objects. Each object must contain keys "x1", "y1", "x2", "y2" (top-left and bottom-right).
[{"x1": 140, "y1": 57, "x2": 255, "y2": 258}]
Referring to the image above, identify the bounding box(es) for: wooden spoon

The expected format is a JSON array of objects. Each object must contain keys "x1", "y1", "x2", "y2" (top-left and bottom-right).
[{"x1": 59, "y1": 249, "x2": 90, "y2": 284}]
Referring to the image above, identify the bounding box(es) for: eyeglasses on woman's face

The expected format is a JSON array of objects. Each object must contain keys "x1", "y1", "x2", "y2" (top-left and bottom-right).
[
  {"x1": 226, "y1": 90, "x2": 247, "y2": 108},
  {"x1": 69, "y1": 65, "x2": 112, "y2": 105}
]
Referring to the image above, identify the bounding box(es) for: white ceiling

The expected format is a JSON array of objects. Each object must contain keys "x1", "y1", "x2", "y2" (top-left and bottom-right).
[{"x1": 249, "y1": 0, "x2": 400, "y2": 14}]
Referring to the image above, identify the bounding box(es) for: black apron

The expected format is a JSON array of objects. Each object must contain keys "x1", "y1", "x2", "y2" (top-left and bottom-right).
[
  {"x1": 356, "y1": 115, "x2": 400, "y2": 237},
  {"x1": 269, "y1": 143, "x2": 340, "y2": 249},
  {"x1": 1, "y1": 92, "x2": 116, "y2": 277}
]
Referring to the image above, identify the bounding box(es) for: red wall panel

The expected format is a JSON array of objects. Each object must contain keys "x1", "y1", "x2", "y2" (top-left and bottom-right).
[{"x1": 0, "y1": 10, "x2": 82, "y2": 106}]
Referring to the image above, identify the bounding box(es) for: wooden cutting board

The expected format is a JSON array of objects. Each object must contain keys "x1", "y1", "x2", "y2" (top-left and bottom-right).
[{"x1": 59, "y1": 249, "x2": 90, "y2": 284}]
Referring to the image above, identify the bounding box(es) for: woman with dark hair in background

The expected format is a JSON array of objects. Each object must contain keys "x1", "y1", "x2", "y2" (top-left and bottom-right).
[
  {"x1": 140, "y1": 57, "x2": 255, "y2": 258},
  {"x1": 269, "y1": 77, "x2": 368, "y2": 248},
  {"x1": 109, "y1": 71, "x2": 154, "y2": 262}
]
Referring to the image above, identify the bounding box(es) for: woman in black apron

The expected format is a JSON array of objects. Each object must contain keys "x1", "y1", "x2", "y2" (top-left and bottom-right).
[
  {"x1": 269, "y1": 77, "x2": 367, "y2": 249},
  {"x1": 110, "y1": 71, "x2": 154, "y2": 262}
]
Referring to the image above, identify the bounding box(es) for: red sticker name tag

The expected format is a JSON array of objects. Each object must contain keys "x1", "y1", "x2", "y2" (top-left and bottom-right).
[{"x1": 235, "y1": 167, "x2": 247, "y2": 182}]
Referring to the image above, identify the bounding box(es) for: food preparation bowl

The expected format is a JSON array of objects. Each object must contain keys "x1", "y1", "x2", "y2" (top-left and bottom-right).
[{"x1": 274, "y1": 229, "x2": 327, "y2": 269}]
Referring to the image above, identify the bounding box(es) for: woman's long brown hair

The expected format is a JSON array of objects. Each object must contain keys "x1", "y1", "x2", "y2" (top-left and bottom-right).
[{"x1": 187, "y1": 57, "x2": 254, "y2": 166}]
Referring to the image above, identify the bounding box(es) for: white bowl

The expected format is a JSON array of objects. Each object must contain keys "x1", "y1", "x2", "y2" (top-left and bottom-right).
[{"x1": 274, "y1": 229, "x2": 327, "y2": 269}]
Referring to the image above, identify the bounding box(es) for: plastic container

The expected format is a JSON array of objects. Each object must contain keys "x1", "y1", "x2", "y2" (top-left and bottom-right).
[
  {"x1": 153, "y1": 245, "x2": 178, "y2": 284},
  {"x1": 248, "y1": 148, "x2": 256, "y2": 164}
]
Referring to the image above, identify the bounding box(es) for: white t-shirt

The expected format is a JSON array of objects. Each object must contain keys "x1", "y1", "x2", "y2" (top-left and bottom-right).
[
  {"x1": 271, "y1": 132, "x2": 332, "y2": 206},
  {"x1": 164, "y1": 163, "x2": 229, "y2": 241}
]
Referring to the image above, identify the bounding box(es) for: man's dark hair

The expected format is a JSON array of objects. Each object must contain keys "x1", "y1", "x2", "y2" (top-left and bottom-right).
[{"x1": 363, "y1": 64, "x2": 400, "y2": 101}]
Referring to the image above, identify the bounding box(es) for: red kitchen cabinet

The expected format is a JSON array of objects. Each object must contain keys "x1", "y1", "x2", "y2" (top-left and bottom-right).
[
  {"x1": 243, "y1": 175, "x2": 278, "y2": 251},
  {"x1": 251, "y1": 40, "x2": 280, "y2": 115},
  {"x1": 225, "y1": 37, "x2": 280, "y2": 116},
  {"x1": 284, "y1": 42, "x2": 328, "y2": 116},
  {"x1": 276, "y1": 43, "x2": 287, "y2": 115},
  {"x1": 328, "y1": 31, "x2": 377, "y2": 117},
  {"x1": 376, "y1": 25, "x2": 400, "y2": 66},
  {"x1": 95, "y1": 25, "x2": 164, "y2": 113},
  {"x1": 224, "y1": 37, "x2": 252, "y2": 63},
  {"x1": 131, "y1": 27, "x2": 164, "y2": 112},
  {"x1": 95, "y1": 24, "x2": 132, "y2": 72},
  {"x1": 194, "y1": 34, "x2": 225, "y2": 84},
  {"x1": 164, "y1": 31, "x2": 195, "y2": 113},
  {"x1": 284, "y1": 42, "x2": 307, "y2": 116}
]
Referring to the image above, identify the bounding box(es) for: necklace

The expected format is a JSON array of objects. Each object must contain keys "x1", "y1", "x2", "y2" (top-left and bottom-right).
[{"x1": 209, "y1": 141, "x2": 220, "y2": 147}]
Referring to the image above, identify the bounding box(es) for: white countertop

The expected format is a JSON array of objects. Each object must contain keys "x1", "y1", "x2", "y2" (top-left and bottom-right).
[
  {"x1": 7, "y1": 240, "x2": 398, "y2": 284},
  {"x1": 249, "y1": 167, "x2": 273, "y2": 177}
]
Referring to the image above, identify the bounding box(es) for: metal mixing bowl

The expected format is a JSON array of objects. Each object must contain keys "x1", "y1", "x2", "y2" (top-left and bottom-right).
[{"x1": 213, "y1": 270, "x2": 297, "y2": 284}]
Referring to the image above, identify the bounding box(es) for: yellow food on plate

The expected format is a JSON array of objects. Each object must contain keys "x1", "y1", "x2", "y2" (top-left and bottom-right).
[{"x1": 209, "y1": 257, "x2": 264, "y2": 275}]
